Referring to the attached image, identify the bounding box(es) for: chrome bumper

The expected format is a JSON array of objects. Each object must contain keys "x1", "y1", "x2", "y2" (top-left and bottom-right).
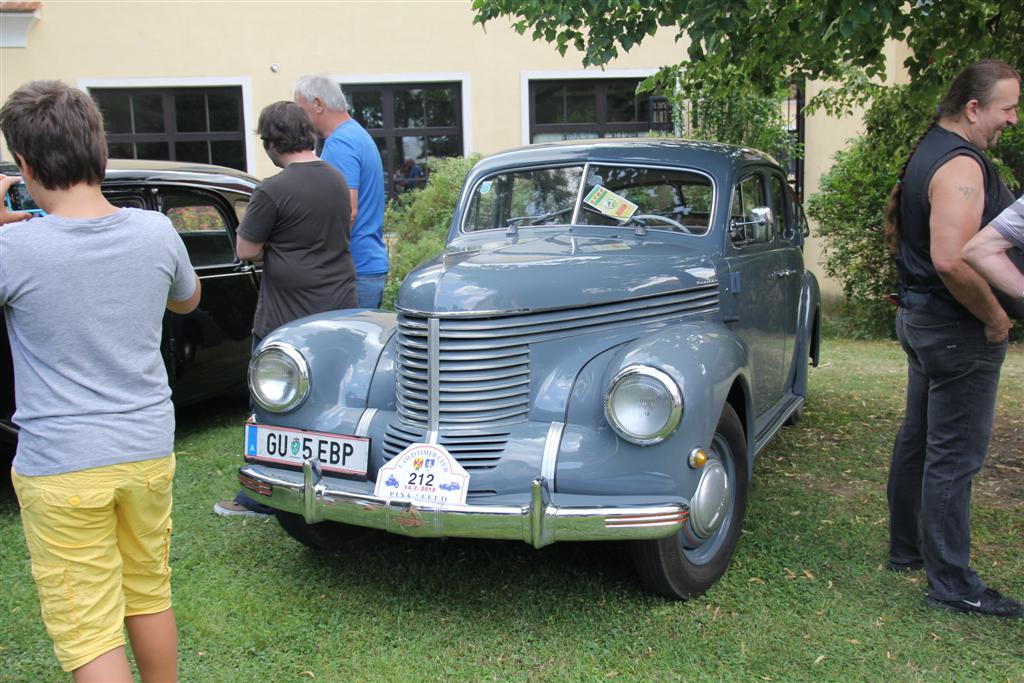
[{"x1": 239, "y1": 458, "x2": 689, "y2": 548}]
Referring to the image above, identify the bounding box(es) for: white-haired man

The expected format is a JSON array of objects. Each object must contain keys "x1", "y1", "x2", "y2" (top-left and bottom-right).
[{"x1": 294, "y1": 75, "x2": 388, "y2": 308}]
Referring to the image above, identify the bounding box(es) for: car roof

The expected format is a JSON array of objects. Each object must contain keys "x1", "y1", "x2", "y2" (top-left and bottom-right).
[
  {"x1": 0, "y1": 159, "x2": 259, "y2": 194},
  {"x1": 469, "y1": 138, "x2": 781, "y2": 178}
]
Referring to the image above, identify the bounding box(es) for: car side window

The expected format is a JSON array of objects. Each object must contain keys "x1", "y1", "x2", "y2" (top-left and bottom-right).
[
  {"x1": 729, "y1": 174, "x2": 771, "y2": 245},
  {"x1": 769, "y1": 174, "x2": 790, "y2": 240},
  {"x1": 161, "y1": 193, "x2": 236, "y2": 267},
  {"x1": 106, "y1": 195, "x2": 146, "y2": 209}
]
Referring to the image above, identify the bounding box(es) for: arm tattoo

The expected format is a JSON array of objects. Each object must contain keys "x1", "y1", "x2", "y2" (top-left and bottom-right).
[{"x1": 958, "y1": 185, "x2": 977, "y2": 201}]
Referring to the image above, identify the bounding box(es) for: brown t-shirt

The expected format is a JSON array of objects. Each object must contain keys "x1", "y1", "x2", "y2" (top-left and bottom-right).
[{"x1": 239, "y1": 160, "x2": 357, "y2": 338}]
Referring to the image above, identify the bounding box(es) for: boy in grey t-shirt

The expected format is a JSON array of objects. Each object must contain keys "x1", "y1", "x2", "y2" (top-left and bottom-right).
[{"x1": 0, "y1": 81, "x2": 200, "y2": 681}]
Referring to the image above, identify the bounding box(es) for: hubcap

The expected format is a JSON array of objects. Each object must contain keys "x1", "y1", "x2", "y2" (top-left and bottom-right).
[{"x1": 690, "y1": 460, "x2": 729, "y2": 538}]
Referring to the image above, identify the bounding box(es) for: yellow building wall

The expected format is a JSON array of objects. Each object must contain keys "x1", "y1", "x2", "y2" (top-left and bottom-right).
[{"x1": 0, "y1": 1, "x2": 910, "y2": 296}]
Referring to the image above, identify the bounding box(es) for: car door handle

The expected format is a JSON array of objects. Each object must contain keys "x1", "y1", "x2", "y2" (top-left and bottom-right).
[
  {"x1": 772, "y1": 268, "x2": 798, "y2": 279},
  {"x1": 235, "y1": 262, "x2": 257, "y2": 274}
]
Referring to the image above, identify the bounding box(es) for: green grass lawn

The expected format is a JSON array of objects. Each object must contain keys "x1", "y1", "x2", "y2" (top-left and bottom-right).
[{"x1": 1, "y1": 339, "x2": 1022, "y2": 682}]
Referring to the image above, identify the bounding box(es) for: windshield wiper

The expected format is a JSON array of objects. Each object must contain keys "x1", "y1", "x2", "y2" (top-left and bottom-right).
[{"x1": 505, "y1": 206, "x2": 574, "y2": 235}]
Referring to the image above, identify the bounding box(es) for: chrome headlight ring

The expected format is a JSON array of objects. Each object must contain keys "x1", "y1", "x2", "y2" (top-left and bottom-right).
[
  {"x1": 603, "y1": 365, "x2": 683, "y2": 446},
  {"x1": 248, "y1": 341, "x2": 310, "y2": 413}
]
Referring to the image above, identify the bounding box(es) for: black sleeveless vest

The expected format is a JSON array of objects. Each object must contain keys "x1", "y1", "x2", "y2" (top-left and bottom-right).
[{"x1": 897, "y1": 126, "x2": 1014, "y2": 319}]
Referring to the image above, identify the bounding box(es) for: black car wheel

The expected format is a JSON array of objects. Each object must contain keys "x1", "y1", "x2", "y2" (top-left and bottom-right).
[
  {"x1": 274, "y1": 511, "x2": 375, "y2": 551},
  {"x1": 630, "y1": 403, "x2": 748, "y2": 600}
]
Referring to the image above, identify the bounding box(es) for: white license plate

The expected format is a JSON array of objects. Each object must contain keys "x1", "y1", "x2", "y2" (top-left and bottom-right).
[{"x1": 244, "y1": 422, "x2": 369, "y2": 479}]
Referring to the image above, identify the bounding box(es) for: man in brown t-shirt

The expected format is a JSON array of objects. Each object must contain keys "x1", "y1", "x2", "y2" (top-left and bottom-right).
[{"x1": 215, "y1": 101, "x2": 357, "y2": 517}]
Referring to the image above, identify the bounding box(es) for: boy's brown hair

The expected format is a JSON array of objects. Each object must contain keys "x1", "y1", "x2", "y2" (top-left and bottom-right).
[
  {"x1": 0, "y1": 80, "x2": 107, "y2": 190},
  {"x1": 258, "y1": 101, "x2": 317, "y2": 155}
]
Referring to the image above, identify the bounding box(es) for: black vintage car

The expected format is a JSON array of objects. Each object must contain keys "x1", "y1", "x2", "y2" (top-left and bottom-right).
[{"x1": 0, "y1": 160, "x2": 261, "y2": 460}]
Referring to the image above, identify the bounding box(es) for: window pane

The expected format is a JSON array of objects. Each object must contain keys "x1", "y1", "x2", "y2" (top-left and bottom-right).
[
  {"x1": 394, "y1": 88, "x2": 425, "y2": 128},
  {"x1": 347, "y1": 89, "x2": 384, "y2": 129},
  {"x1": 607, "y1": 81, "x2": 640, "y2": 123},
  {"x1": 108, "y1": 142, "x2": 133, "y2": 159},
  {"x1": 176, "y1": 140, "x2": 210, "y2": 163},
  {"x1": 579, "y1": 165, "x2": 714, "y2": 234},
  {"x1": 426, "y1": 135, "x2": 458, "y2": 158},
  {"x1": 208, "y1": 90, "x2": 240, "y2": 132},
  {"x1": 175, "y1": 92, "x2": 208, "y2": 132},
  {"x1": 210, "y1": 140, "x2": 245, "y2": 170},
  {"x1": 565, "y1": 84, "x2": 596, "y2": 123},
  {"x1": 135, "y1": 142, "x2": 169, "y2": 160},
  {"x1": 534, "y1": 83, "x2": 564, "y2": 124},
  {"x1": 96, "y1": 92, "x2": 132, "y2": 134},
  {"x1": 132, "y1": 93, "x2": 164, "y2": 133},
  {"x1": 463, "y1": 166, "x2": 584, "y2": 232},
  {"x1": 399, "y1": 136, "x2": 425, "y2": 164},
  {"x1": 424, "y1": 88, "x2": 457, "y2": 127}
]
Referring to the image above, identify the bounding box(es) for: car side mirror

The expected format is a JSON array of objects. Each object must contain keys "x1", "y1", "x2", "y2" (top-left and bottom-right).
[
  {"x1": 729, "y1": 206, "x2": 772, "y2": 244},
  {"x1": 748, "y1": 207, "x2": 772, "y2": 241}
]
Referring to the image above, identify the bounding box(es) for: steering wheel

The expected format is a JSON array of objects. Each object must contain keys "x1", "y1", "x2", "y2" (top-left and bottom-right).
[{"x1": 632, "y1": 213, "x2": 699, "y2": 234}]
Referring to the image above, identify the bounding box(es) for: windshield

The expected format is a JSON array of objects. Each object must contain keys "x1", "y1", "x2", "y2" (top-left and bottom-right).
[{"x1": 462, "y1": 163, "x2": 714, "y2": 235}]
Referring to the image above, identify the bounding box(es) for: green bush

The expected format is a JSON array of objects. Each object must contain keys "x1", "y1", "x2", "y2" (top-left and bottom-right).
[{"x1": 381, "y1": 155, "x2": 481, "y2": 310}]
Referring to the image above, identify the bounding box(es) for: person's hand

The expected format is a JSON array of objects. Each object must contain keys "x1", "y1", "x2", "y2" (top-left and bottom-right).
[
  {"x1": 985, "y1": 313, "x2": 1012, "y2": 343},
  {"x1": 0, "y1": 174, "x2": 32, "y2": 225}
]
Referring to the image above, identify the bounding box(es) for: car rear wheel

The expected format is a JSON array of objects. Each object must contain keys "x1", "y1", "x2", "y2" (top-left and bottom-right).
[
  {"x1": 274, "y1": 511, "x2": 375, "y2": 551},
  {"x1": 630, "y1": 403, "x2": 748, "y2": 600}
]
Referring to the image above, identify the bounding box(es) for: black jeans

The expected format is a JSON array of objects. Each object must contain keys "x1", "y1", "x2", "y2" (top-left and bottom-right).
[{"x1": 887, "y1": 307, "x2": 1007, "y2": 600}]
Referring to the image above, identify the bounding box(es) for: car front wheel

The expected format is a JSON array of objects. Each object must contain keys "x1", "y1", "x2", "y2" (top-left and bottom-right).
[
  {"x1": 274, "y1": 511, "x2": 375, "y2": 551},
  {"x1": 630, "y1": 403, "x2": 748, "y2": 600}
]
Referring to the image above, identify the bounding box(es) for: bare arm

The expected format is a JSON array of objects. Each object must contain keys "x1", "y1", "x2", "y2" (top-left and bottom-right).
[
  {"x1": 962, "y1": 225, "x2": 1024, "y2": 300},
  {"x1": 928, "y1": 156, "x2": 1011, "y2": 341},
  {"x1": 349, "y1": 188, "x2": 359, "y2": 224},
  {"x1": 236, "y1": 233, "x2": 264, "y2": 262},
  {"x1": 166, "y1": 275, "x2": 201, "y2": 314}
]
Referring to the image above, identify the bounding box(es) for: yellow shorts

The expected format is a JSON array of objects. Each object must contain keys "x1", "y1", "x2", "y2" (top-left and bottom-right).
[{"x1": 12, "y1": 454, "x2": 175, "y2": 672}]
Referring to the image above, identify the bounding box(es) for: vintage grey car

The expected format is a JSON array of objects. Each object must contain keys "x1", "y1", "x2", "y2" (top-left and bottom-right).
[{"x1": 239, "y1": 140, "x2": 821, "y2": 599}]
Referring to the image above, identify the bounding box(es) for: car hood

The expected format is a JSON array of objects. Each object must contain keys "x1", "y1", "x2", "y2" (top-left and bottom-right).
[{"x1": 396, "y1": 232, "x2": 718, "y2": 315}]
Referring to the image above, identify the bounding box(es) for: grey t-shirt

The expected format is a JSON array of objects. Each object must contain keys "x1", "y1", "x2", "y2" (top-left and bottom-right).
[
  {"x1": 991, "y1": 193, "x2": 1024, "y2": 249},
  {"x1": 0, "y1": 208, "x2": 197, "y2": 476},
  {"x1": 238, "y1": 160, "x2": 357, "y2": 338}
]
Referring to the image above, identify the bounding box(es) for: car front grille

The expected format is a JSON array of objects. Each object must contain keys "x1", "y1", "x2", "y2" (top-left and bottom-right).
[{"x1": 387, "y1": 285, "x2": 719, "y2": 467}]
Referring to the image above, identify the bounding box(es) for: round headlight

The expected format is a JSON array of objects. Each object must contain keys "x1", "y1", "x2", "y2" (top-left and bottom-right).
[
  {"x1": 604, "y1": 365, "x2": 682, "y2": 445},
  {"x1": 248, "y1": 342, "x2": 310, "y2": 413}
]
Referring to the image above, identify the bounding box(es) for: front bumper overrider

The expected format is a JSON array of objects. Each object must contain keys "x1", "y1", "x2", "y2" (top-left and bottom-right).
[{"x1": 238, "y1": 458, "x2": 691, "y2": 548}]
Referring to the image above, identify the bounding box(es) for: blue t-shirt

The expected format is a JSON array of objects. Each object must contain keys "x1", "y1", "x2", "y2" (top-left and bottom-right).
[
  {"x1": 321, "y1": 119, "x2": 389, "y2": 276},
  {"x1": 0, "y1": 208, "x2": 197, "y2": 476}
]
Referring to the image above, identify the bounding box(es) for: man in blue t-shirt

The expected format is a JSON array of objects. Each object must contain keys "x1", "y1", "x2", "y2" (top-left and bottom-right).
[{"x1": 294, "y1": 75, "x2": 389, "y2": 308}]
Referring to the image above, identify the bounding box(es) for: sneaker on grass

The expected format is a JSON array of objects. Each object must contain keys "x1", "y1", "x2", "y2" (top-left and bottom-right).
[
  {"x1": 213, "y1": 500, "x2": 271, "y2": 518},
  {"x1": 925, "y1": 588, "x2": 1023, "y2": 618}
]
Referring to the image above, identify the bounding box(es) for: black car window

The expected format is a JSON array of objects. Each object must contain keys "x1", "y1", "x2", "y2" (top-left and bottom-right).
[
  {"x1": 106, "y1": 195, "x2": 146, "y2": 209},
  {"x1": 161, "y1": 193, "x2": 235, "y2": 268}
]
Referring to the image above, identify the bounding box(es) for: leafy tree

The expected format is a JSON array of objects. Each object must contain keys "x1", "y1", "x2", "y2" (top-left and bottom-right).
[{"x1": 473, "y1": 0, "x2": 1024, "y2": 114}]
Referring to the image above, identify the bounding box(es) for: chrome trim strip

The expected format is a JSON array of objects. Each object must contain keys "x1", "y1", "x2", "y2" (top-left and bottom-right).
[
  {"x1": 540, "y1": 421, "x2": 564, "y2": 487},
  {"x1": 354, "y1": 408, "x2": 377, "y2": 438},
  {"x1": 396, "y1": 285, "x2": 717, "y2": 319},
  {"x1": 240, "y1": 465, "x2": 690, "y2": 548},
  {"x1": 428, "y1": 317, "x2": 440, "y2": 433}
]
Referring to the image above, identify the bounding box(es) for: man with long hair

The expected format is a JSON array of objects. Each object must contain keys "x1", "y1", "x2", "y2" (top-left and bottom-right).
[{"x1": 885, "y1": 59, "x2": 1021, "y2": 617}]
